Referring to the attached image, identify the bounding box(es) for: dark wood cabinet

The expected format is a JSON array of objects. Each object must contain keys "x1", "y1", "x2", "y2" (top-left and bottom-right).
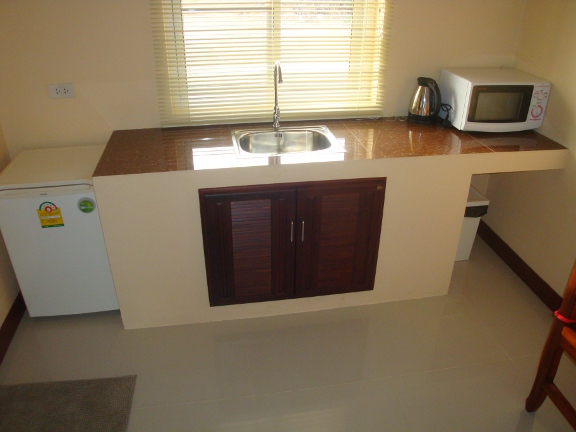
[
  {"x1": 199, "y1": 178, "x2": 386, "y2": 306},
  {"x1": 199, "y1": 187, "x2": 296, "y2": 306},
  {"x1": 295, "y1": 180, "x2": 386, "y2": 297}
]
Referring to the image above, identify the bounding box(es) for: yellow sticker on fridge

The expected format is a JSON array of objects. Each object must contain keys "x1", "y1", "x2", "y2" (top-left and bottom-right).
[{"x1": 37, "y1": 202, "x2": 64, "y2": 228}]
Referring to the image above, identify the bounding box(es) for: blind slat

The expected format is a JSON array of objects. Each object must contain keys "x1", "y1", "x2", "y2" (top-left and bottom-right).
[{"x1": 151, "y1": 0, "x2": 392, "y2": 127}]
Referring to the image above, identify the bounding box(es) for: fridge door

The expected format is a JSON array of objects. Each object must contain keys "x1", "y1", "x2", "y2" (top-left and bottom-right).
[{"x1": 0, "y1": 185, "x2": 118, "y2": 316}]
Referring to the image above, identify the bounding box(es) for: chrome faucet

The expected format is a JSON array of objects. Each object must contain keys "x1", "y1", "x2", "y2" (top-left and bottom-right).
[{"x1": 273, "y1": 60, "x2": 283, "y2": 130}]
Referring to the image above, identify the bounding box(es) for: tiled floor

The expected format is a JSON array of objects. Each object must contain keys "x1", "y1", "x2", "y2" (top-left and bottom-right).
[{"x1": 1, "y1": 238, "x2": 575, "y2": 431}]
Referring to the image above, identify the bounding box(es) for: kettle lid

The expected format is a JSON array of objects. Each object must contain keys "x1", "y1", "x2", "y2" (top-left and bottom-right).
[{"x1": 417, "y1": 77, "x2": 437, "y2": 86}]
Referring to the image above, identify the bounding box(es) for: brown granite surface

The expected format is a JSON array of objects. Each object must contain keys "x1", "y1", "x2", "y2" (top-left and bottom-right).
[{"x1": 94, "y1": 118, "x2": 567, "y2": 176}]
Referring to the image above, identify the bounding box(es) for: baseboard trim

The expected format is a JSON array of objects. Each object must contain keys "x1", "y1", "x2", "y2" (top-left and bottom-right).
[
  {"x1": 477, "y1": 220, "x2": 562, "y2": 311},
  {"x1": 0, "y1": 291, "x2": 26, "y2": 366}
]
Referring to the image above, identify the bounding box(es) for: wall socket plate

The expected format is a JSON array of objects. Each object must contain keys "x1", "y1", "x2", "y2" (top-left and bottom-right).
[{"x1": 48, "y1": 83, "x2": 76, "y2": 99}]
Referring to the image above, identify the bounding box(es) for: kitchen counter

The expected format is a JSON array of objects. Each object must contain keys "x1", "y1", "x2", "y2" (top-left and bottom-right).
[
  {"x1": 94, "y1": 118, "x2": 566, "y2": 176},
  {"x1": 92, "y1": 118, "x2": 568, "y2": 329}
]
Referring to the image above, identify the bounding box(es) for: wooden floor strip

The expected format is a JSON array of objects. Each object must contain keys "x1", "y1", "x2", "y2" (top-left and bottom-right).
[
  {"x1": 478, "y1": 220, "x2": 562, "y2": 311},
  {"x1": 0, "y1": 292, "x2": 26, "y2": 366}
]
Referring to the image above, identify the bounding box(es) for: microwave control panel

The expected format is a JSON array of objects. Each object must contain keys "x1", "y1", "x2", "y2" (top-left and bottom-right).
[{"x1": 529, "y1": 84, "x2": 550, "y2": 122}]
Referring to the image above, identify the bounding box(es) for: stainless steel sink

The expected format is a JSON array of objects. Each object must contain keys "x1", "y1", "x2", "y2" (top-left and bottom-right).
[{"x1": 232, "y1": 125, "x2": 345, "y2": 158}]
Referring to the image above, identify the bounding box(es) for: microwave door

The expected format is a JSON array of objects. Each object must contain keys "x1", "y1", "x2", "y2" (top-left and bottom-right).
[{"x1": 468, "y1": 85, "x2": 533, "y2": 123}]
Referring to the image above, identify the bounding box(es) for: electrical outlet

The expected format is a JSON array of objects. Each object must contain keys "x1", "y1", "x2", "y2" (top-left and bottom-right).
[{"x1": 48, "y1": 83, "x2": 76, "y2": 99}]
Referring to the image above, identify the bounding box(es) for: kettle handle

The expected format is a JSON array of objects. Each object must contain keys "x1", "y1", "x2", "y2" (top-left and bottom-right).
[{"x1": 428, "y1": 79, "x2": 441, "y2": 118}]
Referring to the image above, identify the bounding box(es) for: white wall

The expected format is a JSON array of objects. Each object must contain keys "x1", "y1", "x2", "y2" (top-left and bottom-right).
[
  {"x1": 384, "y1": 0, "x2": 526, "y2": 116},
  {"x1": 483, "y1": 0, "x2": 576, "y2": 294},
  {"x1": 0, "y1": 0, "x2": 526, "y2": 156},
  {"x1": 0, "y1": 0, "x2": 160, "y2": 158}
]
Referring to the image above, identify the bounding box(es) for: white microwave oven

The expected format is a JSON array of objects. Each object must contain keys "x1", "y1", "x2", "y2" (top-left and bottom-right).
[{"x1": 439, "y1": 68, "x2": 550, "y2": 132}]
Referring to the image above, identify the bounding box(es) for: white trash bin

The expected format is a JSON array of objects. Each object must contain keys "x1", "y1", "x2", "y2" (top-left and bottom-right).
[{"x1": 455, "y1": 186, "x2": 489, "y2": 261}]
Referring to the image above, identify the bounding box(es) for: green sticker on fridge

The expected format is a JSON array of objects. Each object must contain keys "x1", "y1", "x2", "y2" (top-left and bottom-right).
[{"x1": 78, "y1": 198, "x2": 96, "y2": 213}]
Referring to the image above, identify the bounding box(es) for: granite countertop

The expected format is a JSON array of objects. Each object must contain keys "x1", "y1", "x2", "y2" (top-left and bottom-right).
[{"x1": 93, "y1": 118, "x2": 566, "y2": 177}]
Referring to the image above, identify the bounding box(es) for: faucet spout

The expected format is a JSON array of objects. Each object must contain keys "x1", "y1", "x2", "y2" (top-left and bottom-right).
[{"x1": 273, "y1": 61, "x2": 283, "y2": 130}]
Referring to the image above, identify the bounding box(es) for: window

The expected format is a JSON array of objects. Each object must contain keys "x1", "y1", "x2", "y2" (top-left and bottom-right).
[{"x1": 151, "y1": 0, "x2": 392, "y2": 127}]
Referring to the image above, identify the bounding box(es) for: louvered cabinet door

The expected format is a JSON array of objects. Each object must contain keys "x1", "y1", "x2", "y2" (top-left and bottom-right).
[
  {"x1": 295, "y1": 178, "x2": 386, "y2": 297},
  {"x1": 199, "y1": 187, "x2": 296, "y2": 306}
]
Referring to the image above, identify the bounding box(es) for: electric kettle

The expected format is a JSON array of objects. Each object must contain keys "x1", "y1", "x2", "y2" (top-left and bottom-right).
[{"x1": 408, "y1": 77, "x2": 441, "y2": 124}]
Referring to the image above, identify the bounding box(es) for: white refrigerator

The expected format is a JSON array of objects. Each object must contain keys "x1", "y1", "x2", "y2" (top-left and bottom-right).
[{"x1": 0, "y1": 145, "x2": 118, "y2": 316}]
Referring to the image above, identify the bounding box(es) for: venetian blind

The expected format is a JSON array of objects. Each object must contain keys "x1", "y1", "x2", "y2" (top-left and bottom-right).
[{"x1": 151, "y1": 0, "x2": 392, "y2": 127}]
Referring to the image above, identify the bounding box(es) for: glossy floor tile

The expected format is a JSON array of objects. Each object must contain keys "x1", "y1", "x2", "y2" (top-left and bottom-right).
[{"x1": 1, "y1": 238, "x2": 575, "y2": 431}]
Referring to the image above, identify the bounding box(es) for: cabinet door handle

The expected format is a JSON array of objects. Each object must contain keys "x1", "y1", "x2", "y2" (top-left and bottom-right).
[
  {"x1": 290, "y1": 219, "x2": 294, "y2": 242},
  {"x1": 301, "y1": 220, "x2": 305, "y2": 242}
]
